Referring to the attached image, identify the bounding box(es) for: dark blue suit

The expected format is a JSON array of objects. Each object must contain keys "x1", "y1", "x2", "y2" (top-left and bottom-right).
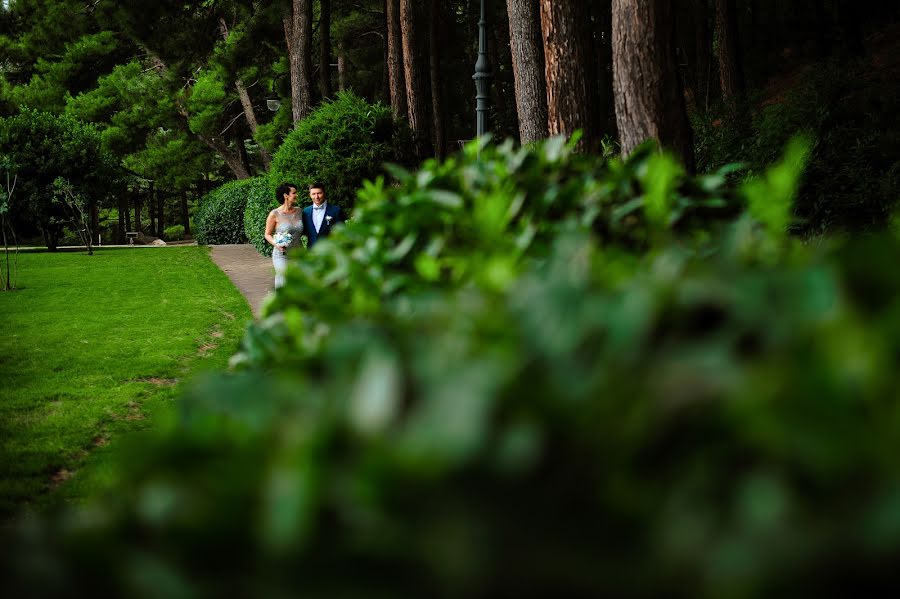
[{"x1": 302, "y1": 202, "x2": 343, "y2": 248}]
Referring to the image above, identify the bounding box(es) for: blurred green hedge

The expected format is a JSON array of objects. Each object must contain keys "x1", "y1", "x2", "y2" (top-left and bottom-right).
[{"x1": 4, "y1": 137, "x2": 900, "y2": 597}]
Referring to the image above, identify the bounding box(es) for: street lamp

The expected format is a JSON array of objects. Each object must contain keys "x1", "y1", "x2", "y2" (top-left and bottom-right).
[{"x1": 472, "y1": 0, "x2": 493, "y2": 142}]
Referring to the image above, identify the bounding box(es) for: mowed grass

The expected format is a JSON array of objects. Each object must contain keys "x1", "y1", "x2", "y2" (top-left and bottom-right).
[{"x1": 0, "y1": 247, "x2": 253, "y2": 520}]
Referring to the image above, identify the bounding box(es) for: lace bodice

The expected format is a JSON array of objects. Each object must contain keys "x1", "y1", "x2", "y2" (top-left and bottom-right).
[{"x1": 272, "y1": 208, "x2": 304, "y2": 247}]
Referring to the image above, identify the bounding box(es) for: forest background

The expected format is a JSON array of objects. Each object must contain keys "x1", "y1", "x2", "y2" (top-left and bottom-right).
[{"x1": 1, "y1": 0, "x2": 898, "y2": 251}]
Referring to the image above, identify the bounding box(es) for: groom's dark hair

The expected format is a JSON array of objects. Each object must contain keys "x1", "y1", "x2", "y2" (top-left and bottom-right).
[
  {"x1": 275, "y1": 182, "x2": 297, "y2": 202},
  {"x1": 308, "y1": 182, "x2": 325, "y2": 191}
]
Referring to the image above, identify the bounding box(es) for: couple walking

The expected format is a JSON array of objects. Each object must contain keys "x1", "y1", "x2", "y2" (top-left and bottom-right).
[{"x1": 264, "y1": 182, "x2": 344, "y2": 288}]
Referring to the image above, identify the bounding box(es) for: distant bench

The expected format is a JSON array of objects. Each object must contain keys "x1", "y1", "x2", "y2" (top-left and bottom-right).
[{"x1": 126, "y1": 232, "x2": 138, "y2": 245}]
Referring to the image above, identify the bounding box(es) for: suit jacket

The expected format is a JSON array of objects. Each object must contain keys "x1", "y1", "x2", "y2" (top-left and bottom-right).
[{"x1": 302, "y1": 202, "x2": 343, "y2": 248}]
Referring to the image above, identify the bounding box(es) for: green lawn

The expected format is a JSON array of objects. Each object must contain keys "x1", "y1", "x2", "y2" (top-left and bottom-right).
[{"x1": 0, "y1": 247, "x2": 252, "y2": 520}]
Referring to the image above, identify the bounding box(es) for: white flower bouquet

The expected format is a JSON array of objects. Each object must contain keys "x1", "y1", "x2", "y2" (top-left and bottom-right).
[{"x1": 274, "y1": 231, "x2": 292, "y2": 253}]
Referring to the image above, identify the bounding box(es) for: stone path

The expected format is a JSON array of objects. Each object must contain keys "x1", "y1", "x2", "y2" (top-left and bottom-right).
[{"x1": 208, "y1": 244, "x2": 274, "y2": 318}]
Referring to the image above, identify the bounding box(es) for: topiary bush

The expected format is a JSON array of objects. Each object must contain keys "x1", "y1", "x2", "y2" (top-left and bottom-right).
[
  {"x1": 6, "y1": 138, "x2": 900, "y2": 597},
  {"x1": 268, "y1": 90, "x2": 416, "y2": 212},
  {"x1": 193, "y1": 179, "x2": 252, "y2": 245},
  {"x1": 163, "y1": 224, "x2": 185, "y2": 241},
  {"x1": 242, "y1": 177, "x2": 279, "y2": 257}
]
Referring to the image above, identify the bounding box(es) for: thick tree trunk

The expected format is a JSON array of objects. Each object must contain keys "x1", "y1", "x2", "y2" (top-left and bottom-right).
[
  {"x1": 90, "y1": 201, "x2": 99, "y2": 244},
  {"x1": 429, "y1": 0, "x2": 446, "y2": 159},
  {"x1": 386, "y1": 0, "x2": 407, "y2": 118},
  {"x1": 284, "y1": 0, "x2": 314, "y2": 124},
  {"x1": 506, "y1": 0, "x2": 548, "y2": 144},
  {"x1": 400, "y1": 0, "x2": 433, "y2": 157},
  {"x1": 540, "y1": 0, "x2": 599, "y2": 152},
  {"x1": 612, "y1": 0, "x2": 695, "y2": 170},
  {"x1": 219, "y1": 16, "x2": 272, "y2": 168},
  {"x1": 319, "y1": 0, "x2": 333, "y2": 99},
  {"x1": 715, "y1": 0, "x2": 744, "y2": 101}
]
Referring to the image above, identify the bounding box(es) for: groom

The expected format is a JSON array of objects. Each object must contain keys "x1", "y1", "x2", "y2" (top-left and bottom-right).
[{"x1": 302, "y1": 183, "x2": 343, "y2": 248}]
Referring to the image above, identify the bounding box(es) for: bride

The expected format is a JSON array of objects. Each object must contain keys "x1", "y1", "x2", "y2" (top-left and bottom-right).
[{"x1": 264, "y1": 183, "x2": 304, "y2": 288}]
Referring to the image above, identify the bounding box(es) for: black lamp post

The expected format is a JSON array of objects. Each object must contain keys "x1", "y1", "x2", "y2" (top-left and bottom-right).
[{"x1": 472, "y1": 0, "x2": 493, "y2": 142}]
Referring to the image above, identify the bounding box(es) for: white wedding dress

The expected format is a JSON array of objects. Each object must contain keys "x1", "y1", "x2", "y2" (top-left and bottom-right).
[{"x1": 271, "y1": 208, "x2": 304, "y2": 288}]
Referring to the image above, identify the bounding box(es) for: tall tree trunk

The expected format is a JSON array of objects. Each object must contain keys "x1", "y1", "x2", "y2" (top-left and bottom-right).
[
  {"x1": 429, "y1": 0, "x2": 446, "y2": 159},
  {"x1": 506, "y1": 0, "x2": 548, "y2": 144},
  {"x1": 219, "y1": 16, "x2": 272, "y2": 169},
  {"x1": 540, "y1": 0, "x2": 599, "y2": 152},
  {"x1": 400, "y1": 0, "x2": 433, "y2": 157},
  {"x1": 319, "y1": 0, "x2": 333, "y2": 99},
  {"x1": 338, "y1": 41, "x2": 348, "y2": 91},
  {"x1": 284, "y1": 0, "x2": 314, "y2": 124},
  {"x1": 612, "y1": 0, "x2": 695, "y2": 170},
  {"x1": 836, "y1": 0, "x2": 865, "y2": 56},
  {"x1": 715, "y1": 0, "x2": 745, "y2": 101},
  {"x1": 181, "y1": 191, "x2": 191, "y2": 236},
  {"x1": 386, "y1": 0, "x2": 407, "y2": 119}
]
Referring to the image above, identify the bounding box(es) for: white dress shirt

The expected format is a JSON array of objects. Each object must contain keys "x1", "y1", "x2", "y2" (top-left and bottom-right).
[{"x1": 312, "y1": 202, "x2": 327, "y2": 232}]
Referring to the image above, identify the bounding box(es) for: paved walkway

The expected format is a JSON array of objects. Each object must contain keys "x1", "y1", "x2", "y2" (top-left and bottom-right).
[{"x1": 208, "y1": 244, "x2": 274, "y2": 318}]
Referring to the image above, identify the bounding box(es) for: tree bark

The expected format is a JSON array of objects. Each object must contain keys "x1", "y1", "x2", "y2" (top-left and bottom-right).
[
  {"x1": 284, "y1": 0, "x2": 314, "y2": 124},
  {"x1": 506, "y1": 0, "x2": 548, "y2": 144},
  {"x1": 540, "y1": 0, "x2": 599, "y2": 152},
  {"x1": 714, "y1": 0, "x2": 745, "y2": 101},
  {"x1": 135, "y1": 191, "x2": 142, "y2": 233},
  {"x1": 319, "y1": 0, "x2": 333, "y2": 99},
  {"x1": 386, "y1": 0, "x2": 407, "y2": 118},
  {"x1": 118, "y1": 195, "x2": 127, "y2": 243},
  {"x1": 219, "y1": 16, "x2": 272, "y2": 168},
  {"x1": 695, "y1": 0, "x2": 713, "y2": 111},
  {"x1": 400, "y1": 0, "x2": 433, "y2": 157},
  {"x1": 612, "y1": 0, "x2": 695, "y2": 170},
  {"x1": 429, "y1": 0, "x2": 446, "y2": 159},
  {"x1": 148, "y1": 182, "x2": 156, "y2": 235},
  {"x1": 338, "y1": 41, "x2": 347, "y2": 91}
]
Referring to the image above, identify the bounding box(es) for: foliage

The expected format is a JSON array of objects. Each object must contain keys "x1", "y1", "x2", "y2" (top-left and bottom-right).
[
  {"x1": 693, "y1": 58, "x2": 900, "y2": 235},
  {"x1": 8, "y1": 138, "x2": 896, "y2": 597},
  {"x1": 0, "y1": 109, "x2": 120, "y2": 250},
  {"x1": 268, "y1": 91, "x2": 416, "y2": 212},
  {"x1": 0, "y1": 247, "x2": 251, "y2": 520},
  {"x1": 163, "y1": 224, "x2": 185, "y2": 241},
  {"x1": 193, "y1": 179, "x2": 252, "y2": 245},
  {"x1": 242, "y1": 176, "x2": 278, "y2": 257},
  {"x1": 52, "y1": 178, "x2": 94, "y2": 255}
]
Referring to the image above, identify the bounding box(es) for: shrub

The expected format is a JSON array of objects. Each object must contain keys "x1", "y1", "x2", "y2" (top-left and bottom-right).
[
  {"x1": 194, "y1": 179, "x2": 253, "y2": 245},
  {"x1": 242, "y1": 177, "x2": 279, "y2": 257},
  {"x1": 693, "y1": 58, "x2": 900, "y2": 235},
  {"x1": 8, "y1": 138, "x2": 900, "y2": 596},
  {"x1": 163, "y1": 224, "x2": 185, "y2": 241},
  {"x1": 268, "y1": 90, "x2": 415, "y2": 212}
]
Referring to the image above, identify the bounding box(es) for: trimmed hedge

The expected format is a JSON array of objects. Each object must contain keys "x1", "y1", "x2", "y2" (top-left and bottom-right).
[
  {"x1": 241, "y1": 177, "x2": 277, "y2": 256},
  {"x1": 194, "y1": 178, "x2": 255, "y2": 245},
  {"x1": 268, "y1": 90, "x2": 415, "y2": 213}
]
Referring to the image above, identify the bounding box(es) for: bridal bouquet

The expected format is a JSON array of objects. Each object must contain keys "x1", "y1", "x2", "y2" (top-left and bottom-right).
[{"x1": 274, "y1": 231, "x2": 292, "y2": 253}]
